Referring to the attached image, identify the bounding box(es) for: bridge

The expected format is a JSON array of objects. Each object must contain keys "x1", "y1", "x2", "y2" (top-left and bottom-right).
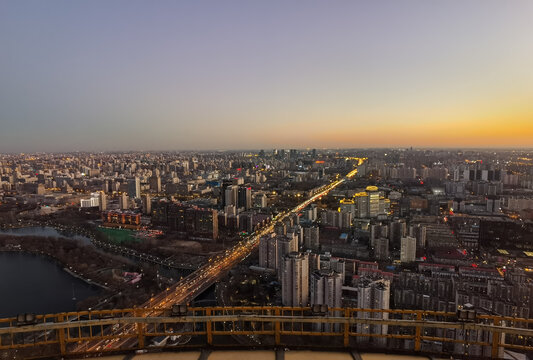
[{"x1": 1, "y1": 306, "x2": 533, "y2": 359}]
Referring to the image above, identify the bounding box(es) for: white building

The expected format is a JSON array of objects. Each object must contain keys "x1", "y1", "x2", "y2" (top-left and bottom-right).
[
  {"x1": 310, "y1": 269, "x2": 343, "y2": 332},
  {"x1": 400, "y1": 236, "x2": 417, "y2": 263},
  {"x1": 281, "y1": 252, "x2": 309, "y2": 307},
  {"x1": 80, "y1": 192, "x2": 100, "y2": 208},
  {"x1": 356, "y1": 278, "x2": 390, "y2": 346}
]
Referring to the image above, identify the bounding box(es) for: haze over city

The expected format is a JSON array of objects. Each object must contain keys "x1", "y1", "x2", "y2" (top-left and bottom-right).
[
  {"x1": 1, "y1": 0, "x2": 533, "y2": 153},
  {"x1": 4, "y1": 2, "x2": 533, "y2": 358}
]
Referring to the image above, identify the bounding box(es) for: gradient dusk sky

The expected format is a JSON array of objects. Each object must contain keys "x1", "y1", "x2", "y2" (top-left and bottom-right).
[{"x1": 1, "y1": 1, "x2": 532, "y2": 152}]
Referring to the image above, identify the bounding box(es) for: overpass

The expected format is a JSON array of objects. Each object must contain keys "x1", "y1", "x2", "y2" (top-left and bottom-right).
[{"x1": 1, "y1": 306, "x2": 532, "y2": 359}]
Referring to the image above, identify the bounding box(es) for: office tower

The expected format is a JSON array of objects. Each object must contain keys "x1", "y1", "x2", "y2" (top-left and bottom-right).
[
  {"x1": 400, "y1": 236, "x2": 416, "y2": 263},
  {"x1": 128, "y1": 177, "x2": 141, "y2": 199},
  {"x1": 142, "y1": 194, "x2": 151, "y2": 215},
  {"x1": 367, "y1": 186, "x2": 380, "y2": 217},
  {"x1": 149, "y1": 175, "x2": 162, "y2": 192},
  {"x1": 303, "y1": 225, "x2": 319, "y2": 250},
  {"x1": 99, "y1": 191, "x2": 107, "y2": 211},
  {"x1": 310, "y1": 269, "x2": 343, "y2": 331},
  {"x1": 238, "y1": 186, "x2": 252, "y2": 209},
  {"x1": 224, "y1": 185, "x2": 238, "y2": 207},
  {"x1": 409, "y1": 224, "x2": 427, "y2": 250},
  {"x1": 354, "y1": 192, "x2": 369, "y2": 218},
  {"x1": 281, "y1": 252, "x2": 309, "y2": 307},
  {"x1": 119, "y1": 192, "x2": 129, "y2": 210},
  {"x1": 356, "y1": 279, "x2": 390, "y2": 346}
]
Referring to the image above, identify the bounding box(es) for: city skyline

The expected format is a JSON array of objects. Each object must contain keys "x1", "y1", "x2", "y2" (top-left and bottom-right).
[{"x1": 2, "y1": 0, "x2": 533, "y2": 152}]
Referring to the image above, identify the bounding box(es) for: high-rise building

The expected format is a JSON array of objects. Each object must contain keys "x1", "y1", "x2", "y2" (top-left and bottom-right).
[
  {"x1": 356, "y1": 278, "x2": 390, "y2": 346},
  {"x1": 409, "y1": 224, "x2": 427, "y2": 250},
  {"x1": 259, "y1": 234, "x2": 278, "y2": 270},
  {"x1": 310, "y1": 269, "x2": 343, "y2": 308},
  {"x1": 374, "y1": 237, "x2": 389, "y2": 260},
  {"x1": 224, "y1": 185, "x2": 238, "y2": 208},
  {"x1": 149, "y1": 175, "x2": 162, "y2": 193},
  {"x1": 238, "y1": 186, "x2": 252, "y2": 210},
  {"x1": 277, "y1": 234, "x2": 298, "y2": 275},
  {"x1": 254, "y1": 193, "x2": 267, "y2": 208},
  {"x1": 389, "y1": 219, "x2": 407, "y2": 250},
  {"x1": 310, "y1": 269, "x2": 343, "y2": 331},
  {"x1": 367, "y1": 186, "x2": 380, "y2": 218},
  {"x1": 128, "y1": 177, "x2": 141, "y2": 199},
  {"x1": 119, "y1": 192, "x2": 129, "y2": 210},
  {"x1": 370, "y1": 222, "x2": 388, "y2": 249},
  {"x1": 142, "y1": 194, "x2": 151, "y2": 215},
  {"x1": 400, "y1": 236, "x2": 416, "y2": 263},
  {"x1": 281, "y1": 252, "x2": 309, "y2": 307},
  {"x1": 354, "y1": 192, "x2": 369, "y2": 218},
  {"x1": 99, "y1": 191, "x2": 107, "y2": 211},
  {"x1": 259, "y1": 233, "x2": 297, "y2": 273},
  {"x1": 303, "y1": 225, "x2": 319, "y2": 250},
  {"x1": 189, "y1": 207, "x2": 219, "y2": 241}
]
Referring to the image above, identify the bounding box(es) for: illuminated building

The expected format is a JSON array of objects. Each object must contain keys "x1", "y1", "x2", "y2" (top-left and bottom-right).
[
  {"x1": 340, "y1": 187, "x2": 388, "y2": 219},
  {"x1": 102, "y1": 210, "x2": 141, "y2": 229},
  {"x1": 367, "y1": 186, "x2": 380, "y2": 218}
]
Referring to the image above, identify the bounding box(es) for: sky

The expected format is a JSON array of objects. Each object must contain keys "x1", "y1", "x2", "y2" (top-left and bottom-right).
[{"x1": 1, "y1": 0, "x2": 533, "y2": 152}]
